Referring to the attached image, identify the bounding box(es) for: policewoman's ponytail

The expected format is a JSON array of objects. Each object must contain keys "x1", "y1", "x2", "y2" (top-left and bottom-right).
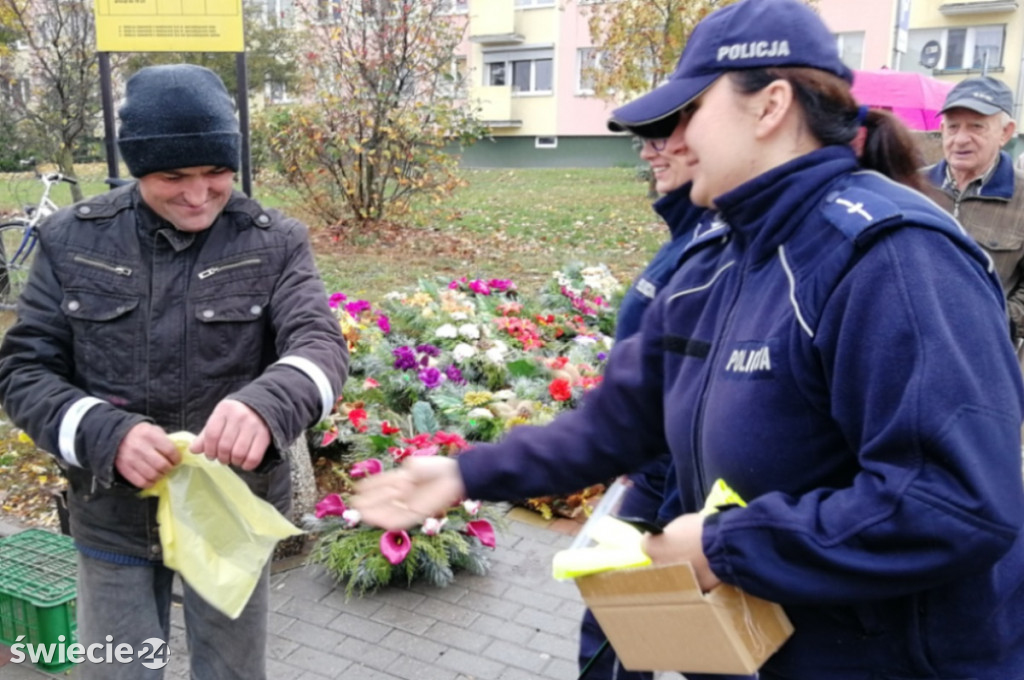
[{"x1": 729, "y1": 68, "x2": 925, "y2": 192}]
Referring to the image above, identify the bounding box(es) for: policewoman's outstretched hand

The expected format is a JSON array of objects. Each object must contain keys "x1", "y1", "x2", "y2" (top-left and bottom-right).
[{"x1": 352, "y1": 456, "x2": 466, "y2": 530}]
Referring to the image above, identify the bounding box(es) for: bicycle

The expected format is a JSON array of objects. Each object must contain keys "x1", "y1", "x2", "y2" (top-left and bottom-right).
[{"x1": 0, "y1": 160, "x2": 77, "y2": 309}]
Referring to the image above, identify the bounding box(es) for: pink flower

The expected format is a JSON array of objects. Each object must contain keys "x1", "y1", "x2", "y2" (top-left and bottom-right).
[
  {"x1": 469, "y1": 279, "x2": 491, "y2": 295},
  {"x1": 328, "y1": 292, "x2": 347, "y2": 309},
  {"x1": 464, "y1": 519, "x2": 496, "y2": 548},
  {"x1": 377, "y1": 314, "x2": 391, "y2": 334},
  {"x1": 380, "y1": 530, "x2": 412, "y2": 564},
  {"x1": 363, "y1": 377, "x2": 380, "y2": 389},
  {"x1": 462, "y1": 499, "x2": 481, "y2": 516},
  {"x1": 320, "y1": 429, "x2": 338, "y2": 447},
  {"x1": 350, "y1": 459, "x2": 383, "y2": 478},
  {"x1": 315, "y1": 493, "x2": 346, "y2": 518},
  {"x1": 411, "y1": 445, "x2": 439, "y2": 457}
]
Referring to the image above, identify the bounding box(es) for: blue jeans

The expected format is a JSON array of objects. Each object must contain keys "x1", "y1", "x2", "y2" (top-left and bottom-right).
[{"x1": 75, "y1": 553, "x2": 269, "y2": 680}]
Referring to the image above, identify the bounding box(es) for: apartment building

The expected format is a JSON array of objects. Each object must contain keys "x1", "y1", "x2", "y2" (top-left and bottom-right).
[{"x1": 456, "y1": 0, "x2": 1024, "y2": 167}]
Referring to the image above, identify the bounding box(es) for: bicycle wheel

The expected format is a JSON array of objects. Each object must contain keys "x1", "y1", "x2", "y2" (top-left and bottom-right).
[{"x1": 0, "y1": 220, "x2": 37, "y2": 309}]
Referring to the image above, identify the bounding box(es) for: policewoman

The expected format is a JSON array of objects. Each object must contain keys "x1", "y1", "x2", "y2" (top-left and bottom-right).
[{"x1": 353, "y1": 1, "x2": 1024, "y2": 678}]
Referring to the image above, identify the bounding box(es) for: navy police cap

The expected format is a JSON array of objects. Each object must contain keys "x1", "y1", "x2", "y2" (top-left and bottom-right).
[{"x1": 608, "y1": 0, "x2": 853, "y2": 133}]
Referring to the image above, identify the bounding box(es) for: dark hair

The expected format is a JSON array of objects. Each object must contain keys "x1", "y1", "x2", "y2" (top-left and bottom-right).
[{"x1": 727, "y1": 68, "x2": 924, "y2": 191}]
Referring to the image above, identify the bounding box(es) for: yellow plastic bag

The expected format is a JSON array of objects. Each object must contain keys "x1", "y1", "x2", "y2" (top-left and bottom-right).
[{"x1": 140, "y1": 432, "x2": 303, "y2": 619}]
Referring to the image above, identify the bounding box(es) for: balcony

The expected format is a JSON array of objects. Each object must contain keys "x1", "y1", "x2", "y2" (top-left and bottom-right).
[
  {"x1": 470, "y1": 85, "x2": 522, "y2": 128},
  {"x1": 939, "y1": 1, "x2": 1018, "y2": 14},
  {"x1": 468, "y1": 0, "x2": 524, "y2": 45}
]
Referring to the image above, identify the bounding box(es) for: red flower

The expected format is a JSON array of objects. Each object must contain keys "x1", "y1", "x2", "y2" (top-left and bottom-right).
[
  {"x1": 381, "y1": 421, "x2": 401, "y2": 435},
  {"x1": 433, "y1": 431, "x2": 468, "y2": 451},
  {"x1": 549, "y1": 356, "x2": 569, "y2": 370},
  {"x1": 549, "y1": 378, "x2": 572, "y2": 402},
  {"x1": 347, "y1": 408, "x2": 368, "y2": 433},
  {"x1": 403, "y1": 433, "x2": 433, "y2": 448},
  {"x1": 320, "y1": 428, "x2": 338, "y2": 447}
]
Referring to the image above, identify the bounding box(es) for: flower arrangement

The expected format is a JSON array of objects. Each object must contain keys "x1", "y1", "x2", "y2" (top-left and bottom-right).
[{"x1": 306, "y1": 264, "x2": 624, "y2": 593}]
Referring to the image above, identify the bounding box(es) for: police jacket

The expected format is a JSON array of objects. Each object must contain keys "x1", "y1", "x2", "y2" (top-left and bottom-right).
[
  {"x1": 457, "y1": 147, "x2": 1024, "y2": 678},
  {"x1": 922, "y1": 151, "x2": 1024, "y2": 340},
  {"x1": 0, "y1": 184, "x2": 349, "y2": 562}
]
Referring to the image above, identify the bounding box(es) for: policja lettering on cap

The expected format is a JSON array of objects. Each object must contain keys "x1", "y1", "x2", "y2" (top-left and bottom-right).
[{"x1": 717, "y1": 40, "x2": 792, "y2": 63}]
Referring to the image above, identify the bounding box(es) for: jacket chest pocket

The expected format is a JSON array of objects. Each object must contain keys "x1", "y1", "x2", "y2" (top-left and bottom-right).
[
  {"x1": 64, "y1": 290, "x2": 142, "y2": 385},
  {"x1": 193, "y1": 293, "x2": 269, "y2": 383}
]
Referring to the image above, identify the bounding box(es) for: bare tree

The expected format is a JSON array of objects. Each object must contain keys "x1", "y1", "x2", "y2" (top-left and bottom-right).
[{"x1": 1, "y1": 0, "x2": 100, "y2": 201}]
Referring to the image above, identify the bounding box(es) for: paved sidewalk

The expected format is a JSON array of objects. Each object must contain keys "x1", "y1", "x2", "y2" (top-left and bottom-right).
[{"x1": 0, "y1": 510, "x2": 685, "y2": 680}]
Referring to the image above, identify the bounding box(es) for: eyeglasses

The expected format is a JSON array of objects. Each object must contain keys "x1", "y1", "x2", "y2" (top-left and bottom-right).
[{"x1": 641, "y1": 137, "x2": 669, "y2": 152}]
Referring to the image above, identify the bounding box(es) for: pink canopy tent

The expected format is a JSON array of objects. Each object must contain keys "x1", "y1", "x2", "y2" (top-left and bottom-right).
[{"x1": 851, "y1": 69, "x2": 955, "y2": 131}]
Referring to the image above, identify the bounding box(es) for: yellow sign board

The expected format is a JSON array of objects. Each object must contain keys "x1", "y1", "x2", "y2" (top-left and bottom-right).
[{"x1": 94, "y1": 0, "x2": 244, "y2": 53}]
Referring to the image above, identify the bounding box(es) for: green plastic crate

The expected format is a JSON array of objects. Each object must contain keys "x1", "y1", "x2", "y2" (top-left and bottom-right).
[{"x1": 0, "y1": 529, "x2": 77, "y2": 673}]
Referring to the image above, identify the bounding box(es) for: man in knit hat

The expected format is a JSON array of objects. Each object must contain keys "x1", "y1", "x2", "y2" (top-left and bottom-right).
[{"x1": 0, "y1": 64, "x2": 349, "y2": 679}]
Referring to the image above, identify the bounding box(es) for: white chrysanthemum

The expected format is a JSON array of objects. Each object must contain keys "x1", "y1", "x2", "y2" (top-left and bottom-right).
[
  {"x1": 435, "y1": 324, "x2": 458, "y2": 338},
  {"x1": 458, "y1": 323, "x2": 480, "y2": 340},
  {"x1": 452, "y1": 343, "x2": 477, "y2": 362},
  {"x1": 493, "y1": 389, "x2": 516, "y2": 401},
  {"x1": 467, "y1": 407, "x2": 494, "y2": 420},
  {"x1": 450, "y1": 311, "x2": 469, "y2": 321},
  {"x1": 341, "y1": 509, "x2": 361, "y2": 527},
  {"x1": 484, "y1": 347, "x2": 505, "y2": 363},
  {"x1": 421, "y1": 517, "x2": 448, "y2": 536},
  {"x1": 574, "y1": 335, "x2": 598, "y2": 346},
  {"x1": 383, "y1": 291, "x2": 404, "y2": 301}
]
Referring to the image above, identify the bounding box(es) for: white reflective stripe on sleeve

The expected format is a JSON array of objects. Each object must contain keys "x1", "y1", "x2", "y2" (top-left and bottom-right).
[
  {"x1": 274, "y1": 355, "x2": 335, "y2": 422},
  {"x1": 58, "y1": 396, "x2": 106, "y2": 467}
]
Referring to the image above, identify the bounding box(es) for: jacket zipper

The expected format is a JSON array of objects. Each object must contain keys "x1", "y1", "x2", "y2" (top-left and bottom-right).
[
  {"x1": 196, "y1": 258, "x2": 262, "y2": 280},
  {"x1": 72, "y1": 254, "x2": 132, "y2": 276},
  {"x1": 689, "y1": 253, "x2": 746, "y2": 508}
]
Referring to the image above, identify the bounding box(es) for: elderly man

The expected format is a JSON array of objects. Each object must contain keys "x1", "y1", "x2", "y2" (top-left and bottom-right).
[{"x1": 924, "y1": 76, "x2": 1024, "y2": 343}]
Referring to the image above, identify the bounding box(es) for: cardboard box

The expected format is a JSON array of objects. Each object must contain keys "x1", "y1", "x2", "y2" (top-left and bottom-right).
[{"x1": 575, "y1": 562, "x2": 793, "y2": 674}]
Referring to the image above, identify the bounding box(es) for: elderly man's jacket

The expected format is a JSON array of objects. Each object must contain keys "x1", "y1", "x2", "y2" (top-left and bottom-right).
[{"x1": 923, "y1": 151, "x2": 1024, "y2": 339}]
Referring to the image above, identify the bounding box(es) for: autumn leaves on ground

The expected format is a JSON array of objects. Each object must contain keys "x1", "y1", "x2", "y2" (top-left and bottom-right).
[{"x1": 0, "y1": 166, "x2": 663, "y2": 529}]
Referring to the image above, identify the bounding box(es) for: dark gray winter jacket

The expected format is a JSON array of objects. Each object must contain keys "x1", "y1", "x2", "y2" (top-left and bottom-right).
[{"x1": 0, "y1": 184, "x2": 348, "y2": 560}]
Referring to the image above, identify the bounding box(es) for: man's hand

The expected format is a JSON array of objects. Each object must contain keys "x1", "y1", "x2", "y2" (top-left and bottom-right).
[
  {"x1": 115, "y1": 423, "x2": 181, "y2": 489},
  {"x1": 352, "y1": 457, "x2": 466, "y2": 530},
  {"x1": 191, "y1": 399, "x2": 271, "y2": 471}
]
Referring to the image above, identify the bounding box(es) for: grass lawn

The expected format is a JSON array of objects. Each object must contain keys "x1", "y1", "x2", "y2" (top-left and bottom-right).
[{"x1": 0, "y1": 164, "x2": 669, "y2": 302}]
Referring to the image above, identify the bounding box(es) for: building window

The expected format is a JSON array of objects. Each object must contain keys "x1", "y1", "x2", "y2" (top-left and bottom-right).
[
  {"x1": 266, "y1": 81, "x2": 293, "y2": 104},
  {"x1": 439, "y1": 0, "x2": 468, "y2": 14},
  {"x1": 835, "y1": 32, "x2": 865, "y2": 71},
  {"x1": 264, "y1": 0, "x2": 294, "y2": 26},
  {"x1": 576, "y1": 47, "x2": 603, "y2": 94},
  {"x1": 515, "y1": 0, "x2": 555, "y2": 7},
  {"x1": 439, "y1": 56, "x2": 468, "y2": 98},
  {"x1": 483, "y1": 47, "x2": 554, "y2": 95},
  {"x1": 535, "y1": 136, "x2": 557, "y2": 149},
  {"x1": 903, "y1": 24, "x2": 1005, "y2": 75}
]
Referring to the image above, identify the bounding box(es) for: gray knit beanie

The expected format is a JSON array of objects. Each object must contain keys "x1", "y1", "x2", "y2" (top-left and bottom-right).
[{"x1": 117, "y1": 64, "x2": 241, "y2": 178}]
